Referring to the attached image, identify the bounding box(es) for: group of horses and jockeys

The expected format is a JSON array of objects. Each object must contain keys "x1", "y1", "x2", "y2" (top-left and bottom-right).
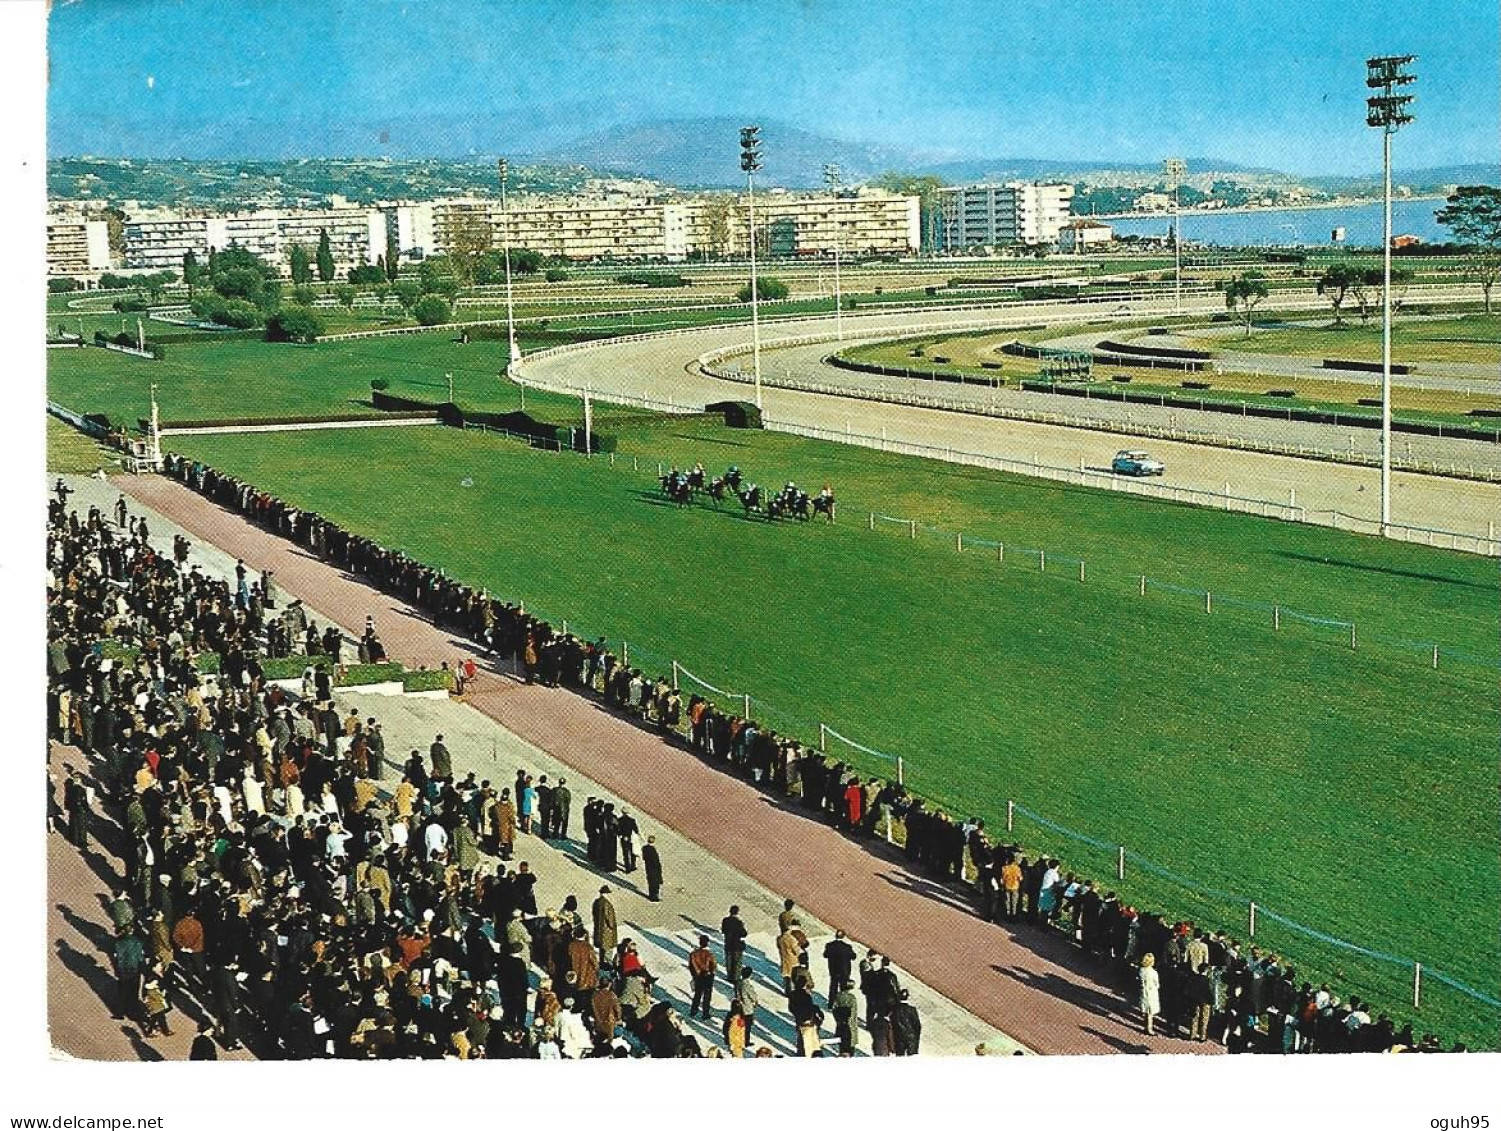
[{"x1": 657, "y1": 462, "x2": 837, "y2": 522}]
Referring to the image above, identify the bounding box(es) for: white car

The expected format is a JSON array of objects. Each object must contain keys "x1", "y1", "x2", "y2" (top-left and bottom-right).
[{"x1": 1112, "y1": 449, "x2": 1165, "y2": 477}]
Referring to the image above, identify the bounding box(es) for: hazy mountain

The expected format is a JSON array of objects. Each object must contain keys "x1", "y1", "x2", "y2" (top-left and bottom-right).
[
  {"x1": 1303, "y1": 163, "x2": 1499, "y2": 194},
  {"x1": 526, "y1": 117, "x2": 929, "y2": 188}
]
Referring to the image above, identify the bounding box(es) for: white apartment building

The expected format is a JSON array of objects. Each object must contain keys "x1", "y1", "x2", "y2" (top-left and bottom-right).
[
  {"x1": 937, "y1": 182, "x2": 1075, "y2": 250},
  {"x1": 1057, "y1": 219, "x2": 1114, "y2": 253},
  {"x1": 122, "y1": 207, "x2": 383, "y2": 276},
  {"x1": 416, "y1": 189, "x2": 920, "y2": 262},
  {"x1": 46, "y1": 218, "x2": 112, "y2": 277}
]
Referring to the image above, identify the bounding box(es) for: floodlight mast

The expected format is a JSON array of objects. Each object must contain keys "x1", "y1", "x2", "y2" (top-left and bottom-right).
[
  {"x1": 1163, "y1": 158, "x2": 1187, "y2": 315},
  {"x1": 1365, "y1": 54, "x2": 1416, "y2": 537},
  {"x1": 497, "y1": 158, "x2": 522, "y2": 380},
  {"x1": 824, "y1": 163, "x2": 844, "y2": 342},
  {"x1": 741, "y1": 125, "x2": 764, "y2": 410}
]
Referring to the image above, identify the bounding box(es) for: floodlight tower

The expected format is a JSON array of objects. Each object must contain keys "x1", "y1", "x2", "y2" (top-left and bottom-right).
[
  {"x1": 497, "y1": 158, "x2": 523, "y2": 380},
  {"x1": 740, "y1": 125, "x2": 764, "y2": 410},
  {"x1": 1366, "y1": 54, "x2": 1416, "y2": 536},
  {"x1": 824, "y1": 163, "x2": 844, "y2": 342},
  {"x1": 1163, "y1": 158, "x2": 1187, "y2": 315}
]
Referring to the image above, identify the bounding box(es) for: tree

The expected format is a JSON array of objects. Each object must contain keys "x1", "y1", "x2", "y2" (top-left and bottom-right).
[
  {"x1": 182, "y1": 250, "x2": 203, "y2": 297},
  {"x1": 544, "y1": 267, "x2": 570, "y2": 283},
  {"x1": 334, "y1": 284, "x2": 357, "y2": 308},
  {"x1": 1435, "y1": 185, "x2": 1501, "y2": 314},
  {"x1": 872, "y1": 172, "x2": 947, "y2": 252},
  {"x1": 48, "y1": 277, "x2": 79, "y2": 293},
  {"x1": 411, "y1": 294, "x2": 451, "y2": 326},
  {"x1": 1223, "y1": 272, "x2": 1269, "y2": 337},
  {"x1": 316, "y1": 228, "x2": 335, "y2": 283},
  {"x1": 384, "y1": 229, "x2": 400, "y2": 280},
  {"x1": 288, "y1": 243, "x2": 313, "y2": 285},
  {"x1": 700, "y1": 198, "x2": 734, "y2": 260},
  {"x1": 348, "y1": 264, "x2": 385, "y2": 285},
  {"x1": 264, "y1": 306, "x2": 326, "y2": 343},
  {"x1": 446, "y1": 213, "x2": 493, "y2": 286},
  {"x1": 291, "y1": 285, "x2": 317, "y2": 306},
  {"x1": 736, "y1": 276, "x2": 789, "y2": 302},
  {"x1": 392, "y1": 280, "x2": 422, "y2": 311},
  {"x1": 1317, "y1": 262, "x2": 1363, "y2": 325}
]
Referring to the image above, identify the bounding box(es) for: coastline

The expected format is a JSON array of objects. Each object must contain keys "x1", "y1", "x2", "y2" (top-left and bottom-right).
[{"x1": 1087, "y1": 193, "x2": 1449, "y2": 221}]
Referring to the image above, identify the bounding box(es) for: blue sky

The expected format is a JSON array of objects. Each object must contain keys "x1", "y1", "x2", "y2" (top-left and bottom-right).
[{"x1": 47, "y1": 0, "x2": 1499, "y2": 173}]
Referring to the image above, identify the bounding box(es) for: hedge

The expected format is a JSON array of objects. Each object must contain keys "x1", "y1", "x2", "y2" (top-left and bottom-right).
[{"x1": 402, "y1": 668, "x2": 455, "y2": 693}]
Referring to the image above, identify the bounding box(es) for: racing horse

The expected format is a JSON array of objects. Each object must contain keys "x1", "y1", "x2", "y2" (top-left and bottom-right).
[
  {"x1": 658, "y1": 472, "x2": 692, "y2": 507},
  {"x1": 706, "y1": 476, "x2": 729, "y2": 508},
  {"x1": 736, "y1": 484, "x2": 762, "y2": 518},
  {"x1": 812, "y1": 491, "x2": 837, "y2": 523}
]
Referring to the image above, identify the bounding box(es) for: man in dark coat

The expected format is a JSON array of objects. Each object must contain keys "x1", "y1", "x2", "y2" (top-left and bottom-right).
[
  {"x1": 62, "y1": 769, "x2": 92, "y2": 850},
  {"x1": 721, "y1": 905, "x2": 749, "y2": 989},
  {"x1": 890, "y1": 990, "x2": 922, "y2": 1056},
  {"x1": 822, "y1": 930, "x2": 856, "y2": 1007},
  {"x1": 552, "y1": 778, "x2": 572, "y2": 840},
  {"x1": 428, "y1": 734, "x2": 452, "y2": 782},
  {"x1": 641, "y1": 836, "x2": 663, "y2": 902},
  {"x1": 497, "y1": 944, "x2": 530, "y2": 1028}
]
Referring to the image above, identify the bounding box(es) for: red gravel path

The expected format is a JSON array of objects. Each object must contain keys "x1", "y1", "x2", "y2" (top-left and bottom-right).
[{"x1": 116, "y1": 473, "x2": 1217, "y2": 1056}]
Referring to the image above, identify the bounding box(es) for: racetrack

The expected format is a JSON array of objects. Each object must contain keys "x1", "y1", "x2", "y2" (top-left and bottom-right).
[{"x1": 522, "y1": 294, "x2": 1501, "y2": 543}]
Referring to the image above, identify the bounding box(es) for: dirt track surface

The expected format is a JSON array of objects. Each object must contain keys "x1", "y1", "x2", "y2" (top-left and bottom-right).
[
  {"x1": 523, "y1": 301, "x2": 1501, "y2": 540},
  {"x1": 115, "y1": 472, "x2": 1220, "y2": 1056}
]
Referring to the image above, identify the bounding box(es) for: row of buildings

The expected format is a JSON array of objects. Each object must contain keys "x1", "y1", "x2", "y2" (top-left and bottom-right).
[{"x1": 47, "y1": 181, "x2": 1095, "y2": 281}]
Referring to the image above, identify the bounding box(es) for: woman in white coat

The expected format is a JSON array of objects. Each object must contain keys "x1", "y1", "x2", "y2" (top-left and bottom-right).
[{"x1": 1138, "y1": 953, "x2": 1161, "y2": 1036}]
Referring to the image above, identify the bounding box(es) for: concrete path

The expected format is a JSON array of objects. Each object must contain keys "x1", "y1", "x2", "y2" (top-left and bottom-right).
[{"x1": 104, "y1": 471, "x2": 1220, "y2": 1056}]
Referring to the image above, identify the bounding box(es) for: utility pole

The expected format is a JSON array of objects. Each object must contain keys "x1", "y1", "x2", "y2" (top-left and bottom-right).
[
  {"x1": 1366, "y1": 55, "x2": 1417, "y2": 536},
  {"x1": 824, "y1": 163, "x2": 844, "y2": 341},
  {"x1": 740, "y1": 125, "x2": 764, "y2": 410}
]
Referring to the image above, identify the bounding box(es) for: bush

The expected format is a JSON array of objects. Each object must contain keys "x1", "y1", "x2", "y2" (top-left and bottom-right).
[
  {"x1": 264, "y1": 306, "x2": 326, "y2": 343},
  {"x1": 412, "y1": 295, "x2": 451, "y2": 326},
  {"x1": 370, "y1": 378, "x2": 390, "y2": 391},
  {"x1": 291, "y1": 285, "x2": 318, "y2": 306},
  {"x1": 93, "y1": 330, "x2": 108, "y2": 346},
  {"x1": 401, "y1": 668, "x2": 454, "y2": 693},
  {"x1": 544, "y1": 267, "x2": 570, "y2": 283},
  {"x1": 149, "y1": 343, "x2": 167, "y2": 360},
  {"x1": 112, "y1": 296, "x2": 149, "y2": 313},
  {"x1": 348, "y1": 264, "x2": 385, "y2": 286},
  {"x1": 735, "y1": 276, "x2": 790, "y2": 302},
  {"x1": 48, "y1": 277, "x2": 80, "y2": 293},
  {"x1": 98, "y1": 273, "x2": 134, "y2": 291}
]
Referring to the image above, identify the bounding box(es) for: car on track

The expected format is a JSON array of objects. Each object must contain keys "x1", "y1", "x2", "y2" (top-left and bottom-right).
[{"x1": 1111, "y1": 449, "x2": 1165, "y2": 477}]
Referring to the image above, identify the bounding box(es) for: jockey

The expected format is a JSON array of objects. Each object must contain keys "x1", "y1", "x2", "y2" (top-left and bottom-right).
[{"x1": 820, "y1": 483, "x2": 833, "y2": 501}]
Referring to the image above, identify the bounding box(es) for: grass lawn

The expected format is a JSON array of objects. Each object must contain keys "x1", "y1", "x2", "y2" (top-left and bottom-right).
[
  {"x1": 1181, "y1": 314, "x2": 1501, "y2": 366},
  {"x1": 45, "y1": 415, "x2": 116, "y2": 474},
  {"x1": 169, "y1": 420, "x2": 1499, "y2": 1046},
  {"x1": 45, "y1": 328, "x2": 625, "y2": 427}
]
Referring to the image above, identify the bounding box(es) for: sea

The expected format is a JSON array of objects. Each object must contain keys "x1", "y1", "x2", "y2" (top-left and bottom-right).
[{"x1": 1104, "y1": 197, "x2": 1450, "y2": 249}]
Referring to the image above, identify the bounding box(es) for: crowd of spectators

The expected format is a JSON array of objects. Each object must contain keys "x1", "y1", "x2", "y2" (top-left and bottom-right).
[
  {"x1": 146, "y1": 456, "x2": 1468, "y2": 1055},
  {"x1": 50, "y1": 484, "x2": 876, "y2": 1059}
]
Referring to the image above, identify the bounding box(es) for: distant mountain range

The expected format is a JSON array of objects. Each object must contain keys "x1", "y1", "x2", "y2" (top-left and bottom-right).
[
  {"x1": 49, "y1": 116, "x2": 1495, "y2": 202},
  {"x1": 523, "y1": 117, "x2": 1278, "y2": 187}
]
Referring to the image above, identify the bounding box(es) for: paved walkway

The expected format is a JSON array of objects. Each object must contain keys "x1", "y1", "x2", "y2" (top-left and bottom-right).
[{"x1": 108, "y1": 471, "x2": 1216, "y2": 1056}]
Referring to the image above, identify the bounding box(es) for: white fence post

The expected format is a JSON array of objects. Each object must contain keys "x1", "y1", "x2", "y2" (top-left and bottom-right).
[
  {"x1": 743, "y1": 693, "x2": 751, "y2": 719},
  {"x1": 622, "y1": 640, "x2": 629, "y2": 665},
  {"x1": 1040, "y1": 550, "x2": 1046, "y2": 573},
  {"x1": 1274, "y1": 605, "x2": 1281, "y2": 631},
  {"x1": 1139, "y1": 575, "x2": 1147, "y2": 597},
  {"x1": 998, "y1": 543, "x2": 1004, "y2": 564},
  {"x1": 897, "y1": 756, "x2": 905, "y2": 786},
  {"x1": 633, "y1": 456, "x2": 638, "y2": 471},
  {"x1": 868, "y1": 512, "x2": 875, "y2": 531},
  {"x1": 562, "y1": 619, "x2": 568, "y2": 636},
  {"x1": 671, "y1": 660, "x2": 679, "y2": 691},
  {"x1": 884, "y1": 807, "x2": 894, "y2": 844},
  {"x1": 1432, "y1": 644, "x2": 1439, "y2": 669},
  {"x1": 909, "y1": 520, "x2": 916, "y2": 540},
  {"x1": 956, "y1": 532, "x2": 963, "y2": 553},
  {"x1": 1079, "y1": 560, "x2": 1085, "y2": 583},
  {"x1": 1006, "y1": 800, "x2": 1014, "y2": 833},
  {"x1": 1350, "y1": 623, "x2": 1357, "y2": 651},
  {"x1": 1413, "y1": 963, "x2": 1422, "y2": 1009},
  {"x1": 1249, "y1": 901, "x2": 1257, "y2": 938},
  {"x1": 819, "y1": 723, "x2": 827, "y2": 753},
  {"x1": 1206, "y1": 591, "x2": 1213, "y2": 614},
  {"x1": 1116, "y1": 846, "x2": 1126, "y2": 880}
]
